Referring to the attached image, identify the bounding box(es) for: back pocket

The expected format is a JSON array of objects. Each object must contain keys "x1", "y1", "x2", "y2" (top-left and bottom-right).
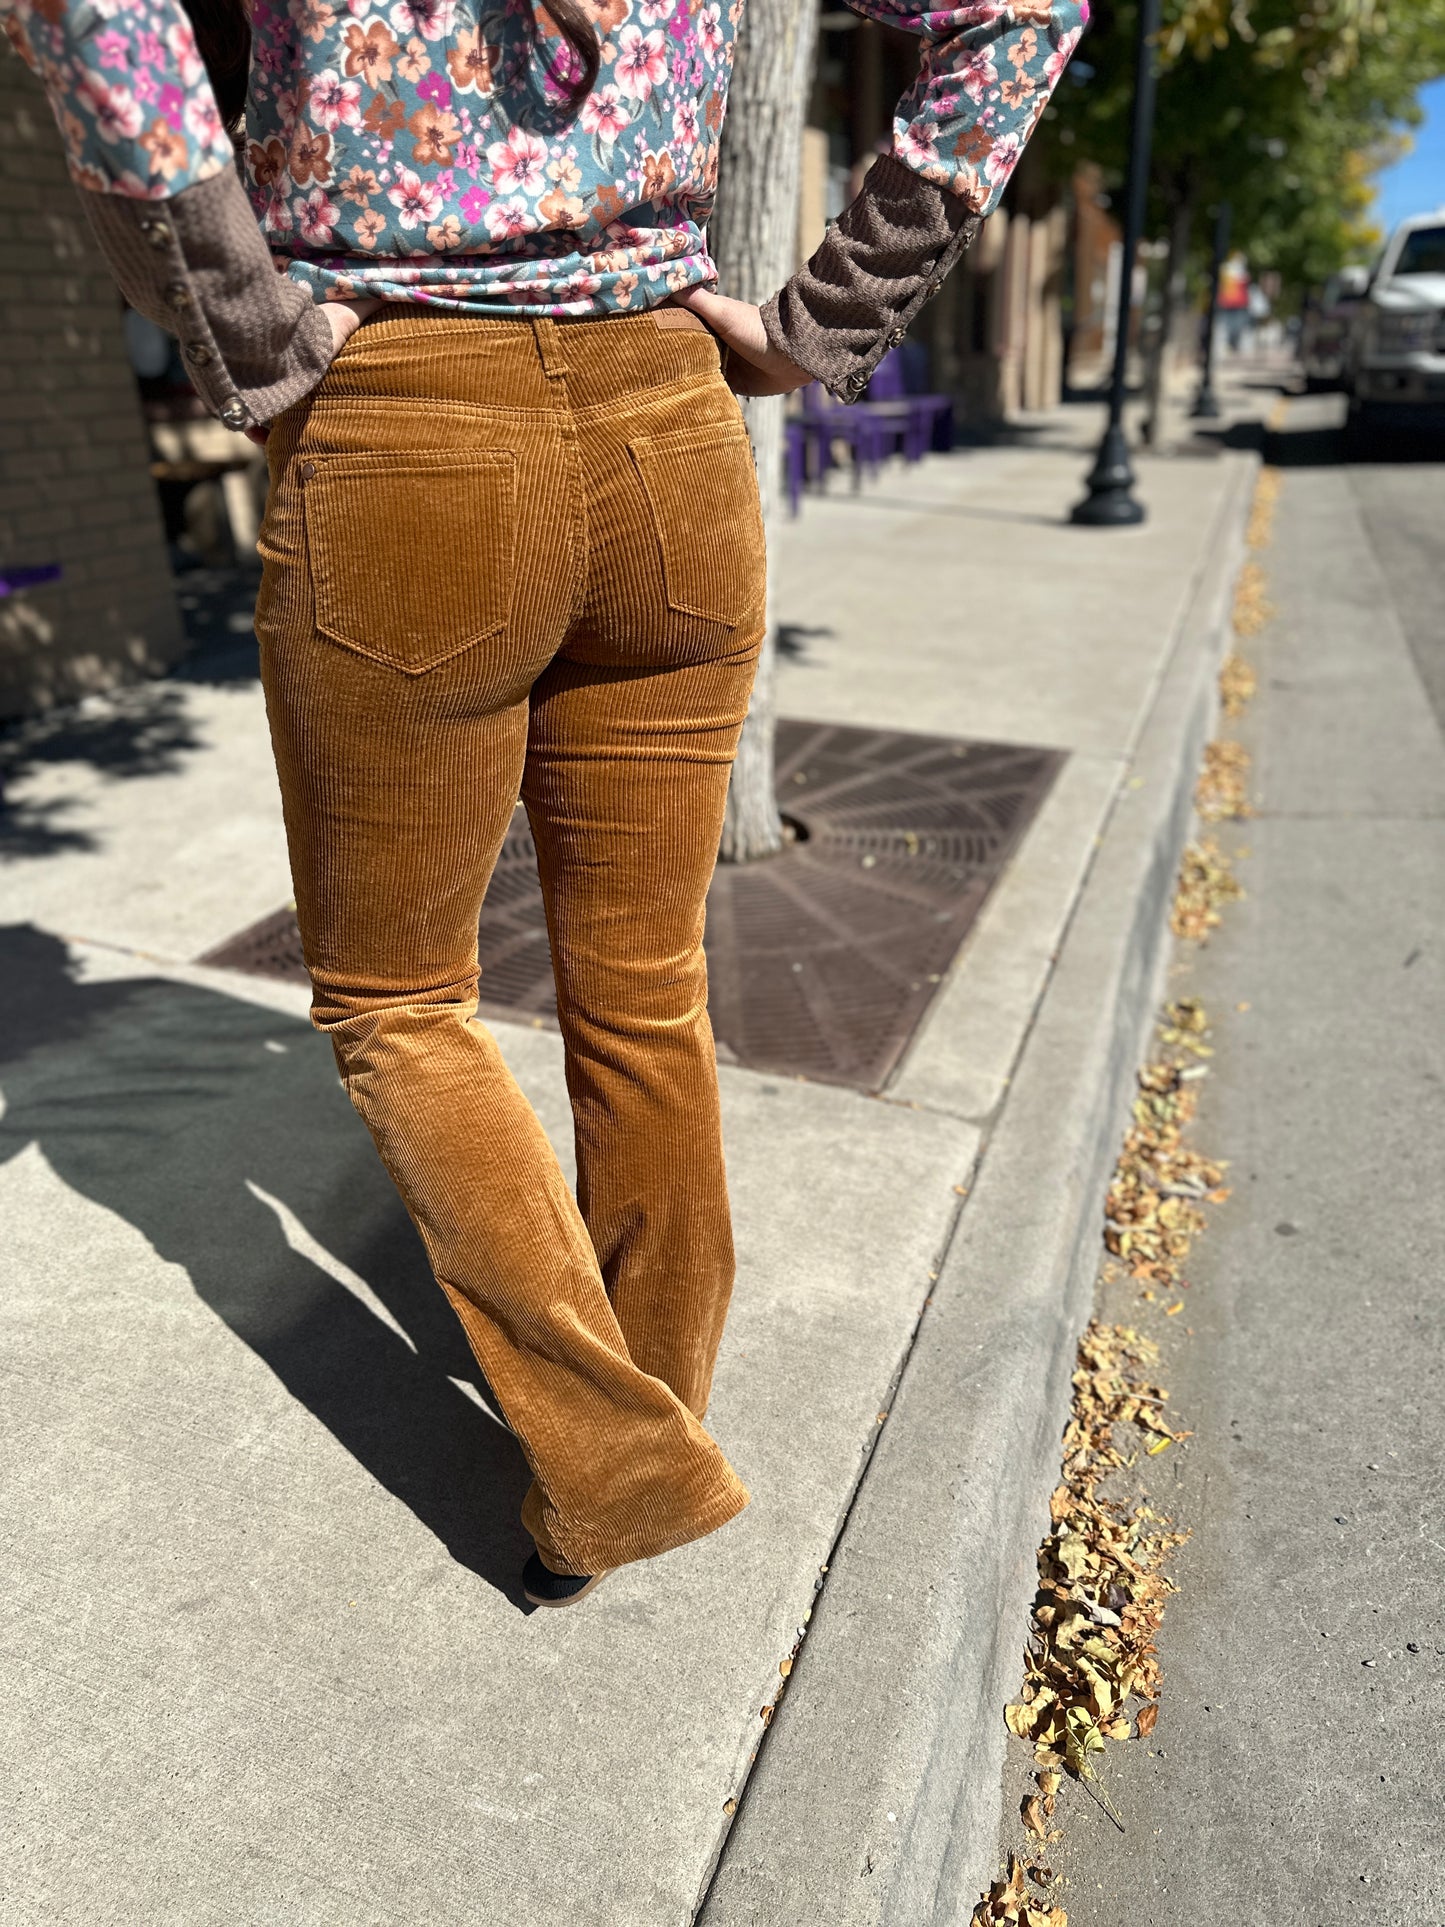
[
  {"x1": 628, "y1": 421, "x2": 765, "y2": 626},
  {"x1": 303, "y1": 448, "x2": 517, "y2": 675}
]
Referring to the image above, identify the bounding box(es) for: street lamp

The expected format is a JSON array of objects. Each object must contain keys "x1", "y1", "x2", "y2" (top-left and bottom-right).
[
  {"x1": 1191, "y1": 200, "x2": 1231, "y2": 420},
  {"x1": 1071, "y1": 0, "x2": 1162, "y2": 527}
]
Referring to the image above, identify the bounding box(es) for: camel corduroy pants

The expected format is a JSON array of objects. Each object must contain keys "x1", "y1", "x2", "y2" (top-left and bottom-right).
[{"x1": 254, "y1": 307, "x2": 766, "y2": 1575}]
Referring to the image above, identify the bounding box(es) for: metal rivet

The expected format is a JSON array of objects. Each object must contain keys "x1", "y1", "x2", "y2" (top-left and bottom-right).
[
  {"x1": 887, "y1": 327, "x2": 907, "y2": 346},
  {"x1": 185, "y1": 342, "x2": 213, "y2": 366},
  {"x1": 296, "y1": 459, "x2": 317, "y2": 482},
  {"x1": 220, "y1": 399, "x2": 248, "y2": 429},
  {"x1": 139, "y1": 217, "x2": 173, "y2": 248},
  {"x1": 166, "y1": 280, "x2": 193, "y2": 309},
  {"x1": 926, "y1": 279, "x2": 944, "y2": 297}
]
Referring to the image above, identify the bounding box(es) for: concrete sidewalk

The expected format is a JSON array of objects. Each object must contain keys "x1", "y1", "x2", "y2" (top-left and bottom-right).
[{"x1": 0, "y1": 393, "x2": 1255, "y2": 1925}]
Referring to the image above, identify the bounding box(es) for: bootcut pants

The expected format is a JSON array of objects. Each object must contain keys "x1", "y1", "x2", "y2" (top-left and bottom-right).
[{"x1": 254, "y1": 307, "x2": 767, "y2": 1575}]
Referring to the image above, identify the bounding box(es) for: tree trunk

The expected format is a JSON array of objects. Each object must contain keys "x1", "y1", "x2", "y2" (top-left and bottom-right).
[
  {"x1": 1142, "y1": 183, "x2": 1195, "y2": 446},
  {"x1": 710, "y1": 0, "x2": 820, "y2": 863}
]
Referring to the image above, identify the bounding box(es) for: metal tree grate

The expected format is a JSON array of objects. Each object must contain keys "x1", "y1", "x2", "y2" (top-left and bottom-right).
[{"x1": 201, "y1": 720, "x2": 1061, "y2": 1092}]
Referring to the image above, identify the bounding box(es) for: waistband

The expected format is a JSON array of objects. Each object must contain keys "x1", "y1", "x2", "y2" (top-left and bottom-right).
[{"x1": 315, "y1": 302, "x2": 723, "y2": 416}]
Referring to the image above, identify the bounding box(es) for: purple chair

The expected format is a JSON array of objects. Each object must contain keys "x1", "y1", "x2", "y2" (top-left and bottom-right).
[
  {"x1": 858, "y1": 349, "x2": 953, "y2": 461},
  {"x1": 798, "y1": 383, "x2": 891, "y2": 489}
]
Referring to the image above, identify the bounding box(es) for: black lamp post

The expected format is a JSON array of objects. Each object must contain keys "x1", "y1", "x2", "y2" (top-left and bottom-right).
[
  {"x1": 1071, "y1": 0, "x2": 1162, "y2": 527},
  {"x1": 1191, "y1": 199, "x2": 1231, "y2": 419}
]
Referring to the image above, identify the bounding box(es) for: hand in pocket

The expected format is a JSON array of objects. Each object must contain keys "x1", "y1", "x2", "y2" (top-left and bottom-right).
[{"x1": 244, "y1": 297, "x2": 383, "y2": 445}]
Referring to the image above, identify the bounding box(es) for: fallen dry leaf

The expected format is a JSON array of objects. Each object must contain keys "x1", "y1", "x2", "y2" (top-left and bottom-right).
[
  {"x1": 1195, "y1": 739, "x2": 1254, "y2": 823},
  {"x1": 1219, "y1": 650, "x2": 1258, "y2": 719}
]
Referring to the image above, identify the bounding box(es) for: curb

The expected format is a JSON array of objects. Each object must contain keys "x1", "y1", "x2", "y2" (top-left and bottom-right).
[{"x1": 697, "y1": 445, "x2": 1262, "y2": 1927}]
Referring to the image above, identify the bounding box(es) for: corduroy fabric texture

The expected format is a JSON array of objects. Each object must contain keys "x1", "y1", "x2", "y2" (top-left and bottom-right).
[{"x1": 254, "y1": 308, "x2": 766, "y2": 1576}]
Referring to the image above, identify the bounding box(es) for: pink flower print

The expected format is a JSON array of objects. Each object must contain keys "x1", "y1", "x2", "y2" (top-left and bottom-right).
[
  {"x1": 93, "y1": 29, "x2": 129, "y2": 71},
  {"x1": 353, "y1": 206, "x2": 386, "y2": 247},
  {"x1": 80, "y1": 75, "x2": 143, "y2": 144},
  {"x1": 485, "y1": 198, "x2": 538, "y2": 240},
  {"x1": 459, "y1": 183, "x2": 490, "y2": 222},
  {"x1": 637, "y1": 0, "x2": 672, "y2": 24},
  {"x1": 456, "y1": 141, "x2": 480, "y2": 175},
  {"x1": 133, "y1": 70, "x2": 160, "y2": 106},
  {"x1": 389, "y1": 0, "x2": 455, "y2": 41},
  {"x1": 1045, "y1": 27, "x2": 1081, "y2": 88},
  {"x1": 581, "y1": 85, "x2": 630, "y2": 142},
  {"x1": 386, "y1": 166, "x2": 444, "y2": 226},
  {"x1": 672, "y1": 97, "x2": 699, "y2": 145},
  {"x1": 183, "y1": 93, "x2": 224, "y2": 146},
  {"x1": 294, "y1": 187, "x2": 339, "y2": 242},
  {"x1": 894, "y1": 123, "x2": 938, "y2": 169},
  {"x1": 556, "y1": 42, "x2": 591, "y2": 96},
  {"x1": 613, "y1": 25, "x2": 667, "y2": 101},
  {"x1": 262, "y1": 191, "x2": 294, "y2": 235},
  {"x1": 983, "y1": 130, "x2": 1021, "y2": 185},
  {"x1": 309, "y1": 68, "x2": 363, "y2": 129},
  {"x1": 417, "y1": 70, "x2": 452, "y2": 108},
  {"x1": 958, "y1": 45, "x2": 997, "y2": 103},
  {"x1": 486, "y1": 127, "x2": 547, "y2": 196},
  {"x1": 696, "y1": 4, "x2": 723, "y2": 60}
]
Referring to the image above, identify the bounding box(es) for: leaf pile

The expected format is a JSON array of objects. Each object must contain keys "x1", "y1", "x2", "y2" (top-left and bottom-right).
[
  {"x1": 1218, "y1": 650, "x2": 1257, "y2": 720},
  {"x1": 1103, "y1": 1008, "x2": 1227, "y2": 1293},
  {"x1": 1245, "y1": 465, "x2": 1279, "y2": 551},
  {"x1": 982, "y1": 1320, "x2": 1188, "y2": 1927},
  {"x1": 1170, "y1": 836, "x2": 1245, "y2": 942},
  {"x1": 1194, "y1": 738, "x2": 1253, "y2": 822},
  {"x1": 1231, "y1": 559, "x2": 1273, "y2": 639}
]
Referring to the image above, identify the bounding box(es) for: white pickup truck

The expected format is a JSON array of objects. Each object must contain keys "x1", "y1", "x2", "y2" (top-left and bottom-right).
[{"x1": 1346, "y1": 211, "x2": 1445, "y2": 442}]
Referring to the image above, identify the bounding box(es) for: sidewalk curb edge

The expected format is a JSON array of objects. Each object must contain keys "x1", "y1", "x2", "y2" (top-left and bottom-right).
[{"x1": 696, "y1": 443, "x2": 1262, "y2": 1927}]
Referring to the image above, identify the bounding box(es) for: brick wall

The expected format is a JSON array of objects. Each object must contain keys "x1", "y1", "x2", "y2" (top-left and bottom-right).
[{"x1": 0, "y1": 47, "x2": 182, "y2": 720}]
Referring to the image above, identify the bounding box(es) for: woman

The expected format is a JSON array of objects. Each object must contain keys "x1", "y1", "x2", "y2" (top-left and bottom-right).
[{"x1": 4, "y1": 0, "x2": 1085, "y2": 1607}]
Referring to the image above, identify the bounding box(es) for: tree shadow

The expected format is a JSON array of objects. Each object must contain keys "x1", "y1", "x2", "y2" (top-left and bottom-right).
[
  {"x1": 0, "y1": 566, "x2": 266, "y2": 857},
  {"x1": 0, "y1": 923, "x2": 535, "y2": 1605}
]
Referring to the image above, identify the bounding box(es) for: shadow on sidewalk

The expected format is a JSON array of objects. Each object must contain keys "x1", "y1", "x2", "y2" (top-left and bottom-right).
[
  {"x1": 0, "y1": 924, "x2": 533, "y2": 1604},
  {"x1": 0, "y1": 568, "x2": 265, "y2": 859}
]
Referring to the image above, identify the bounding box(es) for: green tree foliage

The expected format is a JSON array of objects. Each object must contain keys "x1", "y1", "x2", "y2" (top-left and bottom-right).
[{"x1": 1043, "y1": 0, "x2": 1445, "y2": 290}]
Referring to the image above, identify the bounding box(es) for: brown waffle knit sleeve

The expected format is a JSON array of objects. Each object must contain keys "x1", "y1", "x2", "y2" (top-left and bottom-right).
[
  {"x1": 78, "y1": 166, "x2": 336, "y2": 432},
  {"x1": 760, "y1": 153, "x2": 982, "y2": 403}
]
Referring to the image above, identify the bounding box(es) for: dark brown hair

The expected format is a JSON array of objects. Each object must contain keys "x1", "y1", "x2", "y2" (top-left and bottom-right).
[{"x1": 179, "y1": 0, "x2": 599, "y2": 136}]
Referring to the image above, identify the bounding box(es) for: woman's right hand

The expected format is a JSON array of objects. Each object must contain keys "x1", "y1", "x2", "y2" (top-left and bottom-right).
[{"x1": 243, "y1": 296, "x2": 382, "y2": 445}]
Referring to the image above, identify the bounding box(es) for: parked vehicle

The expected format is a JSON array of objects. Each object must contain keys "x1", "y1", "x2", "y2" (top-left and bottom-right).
[
  {"x1": 1300, "y1": 265, "x2": 1369, "y2": 389},
  {"x1": 1346, "y1": 211, "x2": 1445, "y2": 440}
]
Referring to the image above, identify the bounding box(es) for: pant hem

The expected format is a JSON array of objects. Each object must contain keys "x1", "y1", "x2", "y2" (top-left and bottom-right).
[{"x1": 529, "y1": 1468, "x2": 750, "y2": 1576}]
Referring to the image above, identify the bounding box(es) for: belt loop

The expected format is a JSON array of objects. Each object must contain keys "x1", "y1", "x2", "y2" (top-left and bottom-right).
[{"x1": 532, "y1": 316, "x2": 569, "y2": 379}]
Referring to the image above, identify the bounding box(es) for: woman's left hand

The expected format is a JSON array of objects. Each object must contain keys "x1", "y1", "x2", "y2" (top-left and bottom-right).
[
  {"x1": 243, "y1": 295, "x2": 382, "y2": 445},
  {"x1": 671, "y1": 287, "x2": 813, "y2": 396}
]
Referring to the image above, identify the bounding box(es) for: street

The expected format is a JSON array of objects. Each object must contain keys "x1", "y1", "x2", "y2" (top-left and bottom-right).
[{"x1": 994, "y1": 388, "x2": 1445, "y2": 1924}]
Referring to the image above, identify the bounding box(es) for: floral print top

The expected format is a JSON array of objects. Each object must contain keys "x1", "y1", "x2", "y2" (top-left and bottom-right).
[{"x1": 4, "y1": 0, "x2": 1087, "y2": 317}]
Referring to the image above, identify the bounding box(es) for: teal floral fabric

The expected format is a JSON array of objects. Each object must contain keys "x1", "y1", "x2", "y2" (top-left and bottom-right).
[{"x1": 4, "y1": 0, "x2": 1087, "y2": 315}]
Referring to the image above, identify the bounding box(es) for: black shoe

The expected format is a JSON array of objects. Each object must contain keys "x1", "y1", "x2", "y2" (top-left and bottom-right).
[{"x1": 522, "y1": 1551, "x2": 611, "y2": 1609}]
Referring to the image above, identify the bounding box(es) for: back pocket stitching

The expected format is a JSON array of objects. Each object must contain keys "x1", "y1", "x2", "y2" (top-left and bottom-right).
[
  {"x1": 304, "y1": 448, "x2": 517, "y2": 676},
  {"x1": 627, "y1": 423, "x2": 762, "y2": 625}
]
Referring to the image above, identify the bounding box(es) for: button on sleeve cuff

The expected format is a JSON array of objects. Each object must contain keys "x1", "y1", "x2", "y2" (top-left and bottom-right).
[{"x1": 78, "y1": 166, "x2": 336, "y2": 430}]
